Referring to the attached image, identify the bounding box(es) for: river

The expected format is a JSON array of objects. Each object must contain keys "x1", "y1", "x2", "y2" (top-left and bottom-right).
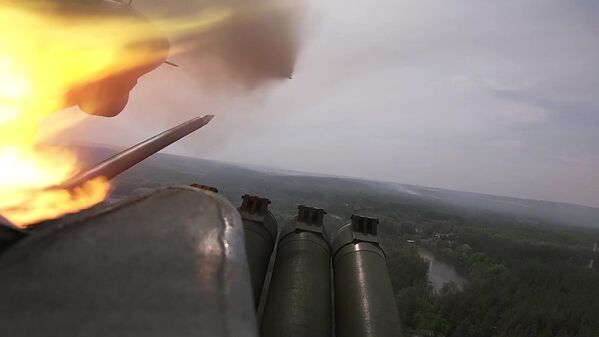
[{"x1": 417, "y1": 247, "x2": 466, "y2": 292}]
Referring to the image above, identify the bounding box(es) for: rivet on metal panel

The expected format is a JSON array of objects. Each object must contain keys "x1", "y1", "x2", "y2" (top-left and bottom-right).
[{"x1": 190, "y1": 183, "x2": 219, "y2": 193}]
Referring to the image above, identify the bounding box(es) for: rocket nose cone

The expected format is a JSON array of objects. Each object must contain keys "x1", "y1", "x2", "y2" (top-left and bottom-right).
[
  {"x1": 201, "y1": 115, "x2": 215, "y2": 125},
  {"x1": 193, "y1": 114, "x2": 214, "y2": 128}
]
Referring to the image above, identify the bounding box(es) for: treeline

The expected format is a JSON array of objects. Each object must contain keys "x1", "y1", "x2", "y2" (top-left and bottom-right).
[
  {"x1": 429, "y1": 259, "x2": 599, "y2": 336},
  {"x1": 421, "y1": 217, "x2": 598, "y2": 270},
  {"x1": 381, "y1": 216, "x2": 599, "y2": 337}
]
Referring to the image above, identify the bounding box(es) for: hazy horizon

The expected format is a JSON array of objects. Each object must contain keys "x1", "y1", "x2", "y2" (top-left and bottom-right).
[{"x1": 66, "y1": 140, "x2": 598, "y2": 210}]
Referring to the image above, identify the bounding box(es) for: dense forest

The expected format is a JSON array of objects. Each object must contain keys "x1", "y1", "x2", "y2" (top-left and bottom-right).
[{"x1": 382, "y1": 214, "x2": 599, "y2": 337}]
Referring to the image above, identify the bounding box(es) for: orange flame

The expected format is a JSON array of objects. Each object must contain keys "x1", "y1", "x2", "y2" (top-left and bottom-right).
[{"x1": 0, "y1": 2, "x2": 232, "y2": 227}]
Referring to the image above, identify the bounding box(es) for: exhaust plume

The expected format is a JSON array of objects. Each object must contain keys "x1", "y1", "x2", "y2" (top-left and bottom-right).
[{"x1": 139, "y1": 0, "x2": 304, "y2": 87}]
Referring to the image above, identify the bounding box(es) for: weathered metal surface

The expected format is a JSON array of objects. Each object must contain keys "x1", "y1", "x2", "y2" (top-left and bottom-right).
[
  {"x1": 332, "y1": 216, "x2": 402, "y2": 337},
  {"x1": 0, "y1": 217, "x2": 25, "y2": 253},
  {"x1": 59, "y1": 114, "x2": 213, "y2": 190},
  {"x1": 261, "y1": 206, "x2": 331, "y2": 337},
  {"x1": 0, "y1": 187, "x2": 258, "y2": 337},
  {"x1": 190, "y1": 183, "x2": 219, "y2": 193},
  {"x1": 238, "y1": 195, "x2": 278, "y2": 306}
]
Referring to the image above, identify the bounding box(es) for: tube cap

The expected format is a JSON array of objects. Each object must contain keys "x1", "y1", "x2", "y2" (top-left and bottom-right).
[
  {"x1": 238, "y1": 195, "x2": 277, "y2": 241},
  {"x1": 331, "y1": 215, "x2": 383, "y2": 256},
  {"x1": 280, "y1": 205, "x2": 327, "y2": 240}
]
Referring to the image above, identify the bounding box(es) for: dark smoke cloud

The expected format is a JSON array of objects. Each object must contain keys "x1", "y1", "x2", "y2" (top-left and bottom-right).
[
  {"x1": 58, "y1": 0, "x2": 307, "y2": 163},
  {"x1": 137, "y1": 0, "x2": 303, "y2": 88}
]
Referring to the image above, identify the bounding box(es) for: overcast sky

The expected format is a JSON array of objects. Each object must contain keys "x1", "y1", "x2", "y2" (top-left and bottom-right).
[{"x1": 61, "y1": 0, "x2": 599, "y2": 208}]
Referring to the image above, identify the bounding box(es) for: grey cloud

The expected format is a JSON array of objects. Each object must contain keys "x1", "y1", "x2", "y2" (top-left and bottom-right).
[{"x1": 62, "y1": 0, "x2": 599, "y2": 207}]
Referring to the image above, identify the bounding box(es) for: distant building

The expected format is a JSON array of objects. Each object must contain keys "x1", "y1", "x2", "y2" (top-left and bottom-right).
[
  {"x1": 589, "y1": 242, "x2": 597, "y2": 269},
  {"x1": 400, "y1": 223, "x2": 417, "y2": 235}
]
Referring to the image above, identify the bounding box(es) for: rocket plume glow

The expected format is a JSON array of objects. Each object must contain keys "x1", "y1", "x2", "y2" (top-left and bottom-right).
[{"x1": 0, "y1": 1, "x2": 232, "y2": 227}]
